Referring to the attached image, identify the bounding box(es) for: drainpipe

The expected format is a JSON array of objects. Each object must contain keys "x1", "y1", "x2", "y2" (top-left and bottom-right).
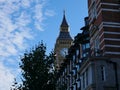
[{"x1": 113, "y1": 62, "x2": 119, "y2": 90}]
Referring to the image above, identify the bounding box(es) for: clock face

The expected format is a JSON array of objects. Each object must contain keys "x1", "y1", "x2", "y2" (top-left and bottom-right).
[{"x1": 60, "y1": 48, "x2": 68, "y2": 57}]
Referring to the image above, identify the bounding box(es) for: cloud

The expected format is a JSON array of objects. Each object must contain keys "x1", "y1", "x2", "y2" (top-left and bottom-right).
[
  {"x1": 45, "y1": 9, "x2": 55, "y2": 17},
  {"x1": 0, "y1": 0, "x2": 49, "y2": 90},
  {"x1": 0, "y1": 62, "x2": 14, "y2": 90},
  {"x1": 0, "y1": 0, "x2": 46, "y2": 57}
]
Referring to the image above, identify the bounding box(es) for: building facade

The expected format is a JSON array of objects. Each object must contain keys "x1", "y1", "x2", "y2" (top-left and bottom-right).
[
  {"x1": 55, "y1": 0, "x2": 120, "y2": 90},
  {"x1": 88, "y1": 0, "x2": 120, "y2": 57}
]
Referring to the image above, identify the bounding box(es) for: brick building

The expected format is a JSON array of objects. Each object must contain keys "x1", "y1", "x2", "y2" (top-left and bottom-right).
[
  {"x1": 88, "y1": 0, "x2": 120, "y2": 57},
  {"x1": 55, "y1": 0, "x2": 120, "y2": 90}
]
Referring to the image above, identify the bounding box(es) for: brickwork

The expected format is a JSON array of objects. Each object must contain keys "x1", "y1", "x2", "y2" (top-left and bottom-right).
[{"x1": 88, "y1": 0, "x2": 120, "y2": 57}]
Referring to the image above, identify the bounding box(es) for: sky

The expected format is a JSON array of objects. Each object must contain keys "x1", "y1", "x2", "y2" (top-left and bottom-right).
[{"x1": 0, "y1": 0, "x2": 88, "y2": 90}]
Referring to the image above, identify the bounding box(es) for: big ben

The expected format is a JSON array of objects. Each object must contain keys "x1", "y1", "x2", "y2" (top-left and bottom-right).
[{"x1": 54, "y1": 12, "x2": 73, "y2": 70}]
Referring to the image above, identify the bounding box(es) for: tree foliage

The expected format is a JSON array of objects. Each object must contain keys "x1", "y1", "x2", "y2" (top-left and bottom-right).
[{"x1": 11, "y1": 42, "x2": 56, "y2": 90}]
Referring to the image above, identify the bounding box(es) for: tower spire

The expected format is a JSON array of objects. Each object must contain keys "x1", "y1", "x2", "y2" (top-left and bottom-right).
[{"x1": 60, "y1": 10, "x2": 69, "y2": 27}]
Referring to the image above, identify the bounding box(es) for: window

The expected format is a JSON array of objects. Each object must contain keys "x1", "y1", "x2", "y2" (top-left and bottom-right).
[
  {"x1": 82, "y1": 44, "x2": 86, "y2": 57},
  {"x1": 82, "y1": 43, "x2": 90, "y2": 58},
  {"x1": 73, "y1": 70, "x2": 76, "y2": 76},
  {"x1": 83, "y1": 73, "x2": 85, "y2": 88},
  {"x1": 83, "y1": 53, "x2": 86, "y2": 57},
  {"x1": 90, "y1": 1, "x2": 97, "y2": 23},
  {"x1": 82, "y1": 44, "x2": 85, "y2": 50},
  {"x1": 94, "y1": 37, "x2": 99, "y2": 49},
  {"x1": 77, "y1": 80, "x2": 81, "y2": 89},
  {"x1": 64, "y1": 68, "x2": 66, "y2": 73},
  {"x1": 101, "y1": 66, "x2": 106, "y2": 81},
  {"x1": 86, "y1": 43, "x2": 90, "y2": 48},
  {"x1": 79, "y1": 59, "x2": 82, "y2": 63},
  {"x1": 86, "y1": 69, "x2": 88, "y2": 86},
  {"x1": 94, "y1": 36, "x2": 100, "y2": 56},
  {"x1": 76, "y1": 65, "x2": 80, "y2": 71},
  {"x1": 73, "y1": 55, "x2": 75, "y2": 62},
  {"x1": 70, "y1": 60, "x2": 72, "y2": 71},
  {"x1": 76, "y1": 49, "x2": 79, "y2": 56},
  {"x1": 92, "y1": 4, "x2": 97, "y2": 18},
  {"x1": 67, "y1": 65, "x2": 69, "y2": 74}
]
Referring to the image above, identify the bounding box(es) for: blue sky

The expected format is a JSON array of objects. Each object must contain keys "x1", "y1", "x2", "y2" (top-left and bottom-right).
[{"x1": 0, "y1": 0, "x2": 88, "y2": 89}]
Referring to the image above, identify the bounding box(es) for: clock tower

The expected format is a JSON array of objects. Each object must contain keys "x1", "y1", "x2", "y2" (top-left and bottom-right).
[{"x1": 54, "y1": 12, "x2": 73, "y2": 70}]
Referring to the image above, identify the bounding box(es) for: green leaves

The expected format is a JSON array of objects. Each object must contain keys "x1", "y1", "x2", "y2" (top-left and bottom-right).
[
  {"x1": 19, "y1": 42, "x2": 56, "y2": 90},
  {"x1": 11, "y1": 41, "x2": 56, "y2": 90}
]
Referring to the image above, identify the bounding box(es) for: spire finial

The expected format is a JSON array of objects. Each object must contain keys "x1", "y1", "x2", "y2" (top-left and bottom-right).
[{"x1": 60, "y1": 10, "x2": 69, "y2": 27}]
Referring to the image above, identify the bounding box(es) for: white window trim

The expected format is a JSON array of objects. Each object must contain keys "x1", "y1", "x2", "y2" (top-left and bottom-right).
[
  {"x1": 104, "y1": 38, "x2": 120, "y2": 41},
  {"x1": 101, "y1": 3, "x2": 120, "y2": 6},
  {"x1": 105, "y1": 45, "x2": 120, "y2": 48},
  {"x1": 105, "y1": 52, "x2": 120, "y2": 55},
  {"x1": 104, "y1": 31, "x2": 120, "y2": 35}
]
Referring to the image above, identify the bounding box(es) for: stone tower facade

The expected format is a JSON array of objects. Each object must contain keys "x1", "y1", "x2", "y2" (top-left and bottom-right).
[{"x1": 54, "y1": 12, "x2": 73, "y2": 70}]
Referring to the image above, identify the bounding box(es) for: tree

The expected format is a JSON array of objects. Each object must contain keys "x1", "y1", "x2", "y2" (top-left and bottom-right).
[
  {"x1": 11, "y1": 78, "x2": 23, "y2": 90},
  {"x1": 11, "y1": 42, "x2": 56, "y2": 90}
]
